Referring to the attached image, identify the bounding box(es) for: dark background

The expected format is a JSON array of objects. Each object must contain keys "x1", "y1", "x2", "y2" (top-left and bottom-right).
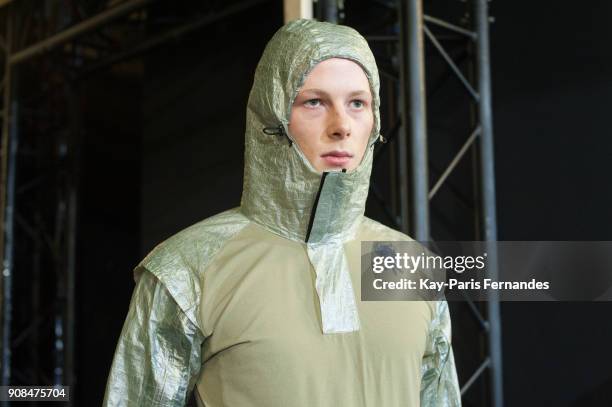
[
  {"x1": 11, "y1": 0, "x2": 611, "y2": 405},
  {"x1": 491, "y1": 2, "x2": 612, "y2": 406}
]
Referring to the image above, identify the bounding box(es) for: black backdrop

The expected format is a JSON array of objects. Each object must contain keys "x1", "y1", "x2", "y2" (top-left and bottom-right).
[{"x1": 491, "y1": 1, "x2": 612, "y2": 406}]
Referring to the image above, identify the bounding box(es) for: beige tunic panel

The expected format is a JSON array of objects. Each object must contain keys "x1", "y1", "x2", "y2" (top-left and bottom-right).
[{"x1": 195, "y1": 219, "x2": 432, "y2": 407}]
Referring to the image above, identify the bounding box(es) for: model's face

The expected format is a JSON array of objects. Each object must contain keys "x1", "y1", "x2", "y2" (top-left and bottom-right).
[{"x1": 289, "y1": 58, "x2": 374, "y2": 172}]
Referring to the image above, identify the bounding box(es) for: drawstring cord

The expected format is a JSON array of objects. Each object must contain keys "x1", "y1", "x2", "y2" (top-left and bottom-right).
[
  {"x1": 370, "y1": 134, "x2": 387, "y2": 148},
  {"x1": 263, "y1": 124, "x2": 293, "y2": 146}
]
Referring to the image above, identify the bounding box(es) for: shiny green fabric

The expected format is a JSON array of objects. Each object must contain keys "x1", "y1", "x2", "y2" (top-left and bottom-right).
[
  {"x1": 102, "y1": 270, "x2": 203, "y2": 405},
  {"x1": 421, "y1": 301, "x2": 462, "y2": 405},
  {"x1": 103, "y1": 18, "x2": 461, "y2": 406}
]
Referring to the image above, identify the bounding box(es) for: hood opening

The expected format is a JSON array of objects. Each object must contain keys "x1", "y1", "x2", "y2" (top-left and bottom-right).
[{"x1": 283, "y1": 55, "x2": 381, "y2": 175}]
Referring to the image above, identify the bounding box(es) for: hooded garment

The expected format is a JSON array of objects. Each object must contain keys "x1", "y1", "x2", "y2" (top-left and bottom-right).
[{"x1": 103, "y1": 19, "x2": 461, "y2": 407}]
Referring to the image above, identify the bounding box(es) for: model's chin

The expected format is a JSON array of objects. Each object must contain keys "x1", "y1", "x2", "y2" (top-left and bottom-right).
[{"x1": 321, "y1": 155, "x2": 351, "y2": 167}]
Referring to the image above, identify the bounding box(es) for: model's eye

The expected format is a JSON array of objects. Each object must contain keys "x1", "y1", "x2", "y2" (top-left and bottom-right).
[
  {"x1": 350, "y1": 99, "x2": 365, "y2": 109},
  {"x1": 304, "y1": 98, "x2": 321, "y2": 107}
]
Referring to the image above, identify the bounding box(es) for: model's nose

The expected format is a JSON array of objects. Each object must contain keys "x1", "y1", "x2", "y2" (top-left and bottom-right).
[{"x1": 327, "y1": 109, "x2": 351, "y2": 139}]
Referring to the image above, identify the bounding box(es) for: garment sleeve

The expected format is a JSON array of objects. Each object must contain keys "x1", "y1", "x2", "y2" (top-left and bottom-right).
[
  {"x1": 419, "y1": 300, "x2": 462, "y2": 406},
  {"x1": 103, "y1": 269, "x2": 205, "y2": 406}
]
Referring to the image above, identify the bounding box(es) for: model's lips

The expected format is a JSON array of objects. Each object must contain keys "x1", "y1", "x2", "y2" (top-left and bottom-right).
[{"x1": 321, "y1": 150, "x2": 353, "y2": 167}]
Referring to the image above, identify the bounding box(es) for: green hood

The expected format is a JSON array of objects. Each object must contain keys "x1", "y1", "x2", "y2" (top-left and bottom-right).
[{"x1": 240, "y1": 19, "x2": 381, "y2": 245}]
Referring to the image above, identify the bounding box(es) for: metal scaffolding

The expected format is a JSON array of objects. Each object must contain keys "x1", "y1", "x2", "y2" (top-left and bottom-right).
[
  {"x1": 0, "y1": 2, "x2": 81, "y2": 402},
  {"x1": 322, "y1": 0, "x2": 503, "y2": 405},
  {"x1": 0, "y1": 1, "x2": 15, "y2": 393},
  {"x1": 0, "y1": 1, "x2": 272, "y2": 405}
]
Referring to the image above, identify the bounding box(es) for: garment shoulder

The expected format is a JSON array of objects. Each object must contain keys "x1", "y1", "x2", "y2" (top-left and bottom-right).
[
  {"x1": 139, "y1": 207, "x2": 250, "y2": 273},
  {"x1": 359, "y1": 216, "x2": 415, "y2": 242},
  {"x1": 135, "y1": 207, "x2": 251, "y2": 336}
]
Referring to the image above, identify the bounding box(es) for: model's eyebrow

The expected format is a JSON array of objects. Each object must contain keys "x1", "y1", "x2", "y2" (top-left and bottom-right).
[
  {"x1": 347, "y1": 90, "x2": 372, "y2": 98},
  {"x1": 299, "y1": 88, "x2": 371, "y2": 98}
]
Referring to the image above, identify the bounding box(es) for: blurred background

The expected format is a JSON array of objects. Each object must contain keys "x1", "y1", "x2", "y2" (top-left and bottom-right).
[{"x1": 0, "y1": 0, "x2": 610, "y2": 406}]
